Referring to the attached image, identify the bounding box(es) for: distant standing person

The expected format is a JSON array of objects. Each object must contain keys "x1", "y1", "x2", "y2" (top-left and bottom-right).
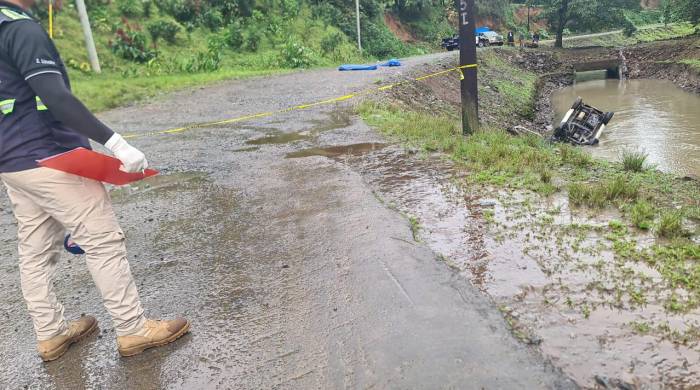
[
  {"x1": 507, "y1": 31, "x2": 515, "y2": 46},
  {"x1": 0, "y1": 0, "x2": 189, "y2": 361},
  {"x1": 533, "y1": 31, "x2": 541, "y2": 46}
]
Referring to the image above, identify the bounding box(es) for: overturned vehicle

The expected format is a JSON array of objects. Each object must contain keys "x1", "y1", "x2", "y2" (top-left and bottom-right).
[{"x1": 552, "y1": 97, "x2": 614, "y2": 146}]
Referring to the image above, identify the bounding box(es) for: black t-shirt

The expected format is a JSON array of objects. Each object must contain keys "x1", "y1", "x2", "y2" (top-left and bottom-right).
[{"x1": 0, "y1": 2, "x2": 89, "y2": 173}]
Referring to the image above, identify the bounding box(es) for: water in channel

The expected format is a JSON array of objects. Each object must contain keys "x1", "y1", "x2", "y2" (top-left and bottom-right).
[{"x1": 552, "y1": 78, "x2": 700, "y2": 177}]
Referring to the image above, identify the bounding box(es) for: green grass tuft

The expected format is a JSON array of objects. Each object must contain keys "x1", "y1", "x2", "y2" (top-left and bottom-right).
[
  {"x1": 656, "y1": 210, "x2": 685, "y2": 239},
  {"x1": 568, "y1": 176, "x2": 639, "y2": 208},
  {"x1": 621, "y1": 149, "x2": 649, "y2": 172},
  {"x1": 630, "y1": 200, "x2": 656, "y2": 230}
]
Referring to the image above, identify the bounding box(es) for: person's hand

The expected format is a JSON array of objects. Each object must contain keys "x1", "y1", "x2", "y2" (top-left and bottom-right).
[{"x1": 104, "y1": 133, "x2": 148, "y2": 173}]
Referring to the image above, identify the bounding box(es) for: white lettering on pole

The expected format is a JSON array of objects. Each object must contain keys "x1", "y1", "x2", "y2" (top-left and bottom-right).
[{"x1": 460, "y1": 1, "x2": 469, "y2": 26}]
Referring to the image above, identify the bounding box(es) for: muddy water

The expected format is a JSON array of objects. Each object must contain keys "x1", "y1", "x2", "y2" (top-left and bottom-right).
[{"x1": 552, "y1": 79, "x2": 700, "y2": 177}]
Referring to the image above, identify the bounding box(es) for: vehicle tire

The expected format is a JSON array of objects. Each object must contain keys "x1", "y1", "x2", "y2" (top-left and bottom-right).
[
  {"x1": 602, "y1": 112, "x2": 614, "y2": 125},
  {"x1": 484, "y1": 41, "x2": 490, "y2": 47},
  {"x1": 571, "y1": 97, "x2": 583, "y2": 110},
  {"x1": 478, "y1": 41, "x2": 485, "y2": 48}
]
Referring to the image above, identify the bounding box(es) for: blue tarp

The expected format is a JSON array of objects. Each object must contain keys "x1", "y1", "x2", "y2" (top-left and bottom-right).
[
  {"x1": 339, "y1": 64, "x2": 378, "y2": 71},
  {"x1": 475, "y1": 26, "x2": 491, "y2": 34},
  {"x1": 339, "y1": 59, "x2": 401, "y2": 71},
  {"x1": 381, "y1": 59, "x2": 401, "y2": 67}
]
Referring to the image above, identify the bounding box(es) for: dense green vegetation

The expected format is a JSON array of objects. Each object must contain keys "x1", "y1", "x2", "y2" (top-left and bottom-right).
[
  {"x1": 35, "y1": 0, "x2": 700, "y2": 111},
  {"x1": 43, "y1": 0, "x2": 438, "y2": 110},
  {"x1": 534, "y1": 0, "x2": 699, "y2": 47}
]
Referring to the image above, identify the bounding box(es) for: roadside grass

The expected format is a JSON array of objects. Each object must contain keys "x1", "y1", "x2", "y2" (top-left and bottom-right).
[
  {"x1": 479, "y1": 50, "x2": 538, "y2": 121},
  {"x1": 551, "y1": 22, "x2": 698, "y2": 48},
  {"x1": 358, "y1": 97, "x2": 700, "y2": 315},
  {"x1": 634, "y1": 23, "x2": 698, "y2": 43},
  {"x1": 679, "y1": 59, "x2": 700, "y2": 73}
]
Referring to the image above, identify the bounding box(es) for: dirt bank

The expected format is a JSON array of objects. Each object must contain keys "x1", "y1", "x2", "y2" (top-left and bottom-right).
[{"x1": 623, "y1": 37, "x2": 700, "y2": 93}]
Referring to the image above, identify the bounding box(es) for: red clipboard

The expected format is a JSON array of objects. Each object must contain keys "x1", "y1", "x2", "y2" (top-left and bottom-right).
[{"x1": 38, "y1": 147, "x2": 158, "y2": 185}]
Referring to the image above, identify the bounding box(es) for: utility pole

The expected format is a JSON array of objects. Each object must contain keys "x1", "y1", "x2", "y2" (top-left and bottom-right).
[
  {"x1": 455, "y1": 0, "x2": 478, "y2": 135},
  {"x1": 355, "y1": 0, "x2": 362, "y2": 52},
  {"x1": 75, "y1": 0, "x2": 101, "y2": 73}
]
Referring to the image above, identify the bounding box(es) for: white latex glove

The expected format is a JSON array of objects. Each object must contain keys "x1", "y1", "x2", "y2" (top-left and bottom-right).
[{"x1": 105, "y1": 133, "x2": 148, "y2": 173}]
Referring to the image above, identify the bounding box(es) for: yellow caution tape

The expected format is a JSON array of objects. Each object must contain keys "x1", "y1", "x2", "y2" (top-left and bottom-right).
[{"x1": 123, "y1": 63, "x2": 479, "y2": 140}]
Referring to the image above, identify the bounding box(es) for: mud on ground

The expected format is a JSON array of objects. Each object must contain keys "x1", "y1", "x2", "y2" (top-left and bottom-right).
[{"x1": 364, "y1": 41, "x2": 700, "y2": 389}]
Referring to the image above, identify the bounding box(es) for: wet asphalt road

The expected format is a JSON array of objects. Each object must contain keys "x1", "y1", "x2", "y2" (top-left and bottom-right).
[{"x1": 0, "y1": 52, "x2": 575, "y2": 389}]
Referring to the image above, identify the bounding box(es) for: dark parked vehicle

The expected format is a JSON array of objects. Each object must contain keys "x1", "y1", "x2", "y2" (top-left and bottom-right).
[
  {"x1": 552, "y1": 97, "x2": 614, "y2": 145},
  {"x1": 441, "y1": 35, "x2": 459, "y2": 51},
  {"x1": 441, "y1": 34, "x2": 491, "y2": 51}
]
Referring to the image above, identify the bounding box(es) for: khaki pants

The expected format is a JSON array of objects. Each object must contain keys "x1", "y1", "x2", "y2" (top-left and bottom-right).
[{"x1": 1, "y1": 167, "x2": 145, "y2": 340}]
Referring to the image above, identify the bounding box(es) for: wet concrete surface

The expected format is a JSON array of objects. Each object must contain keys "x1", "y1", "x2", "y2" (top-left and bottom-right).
[{"x1": 0, "y1": 53, "x2": 575, "y2": 389}]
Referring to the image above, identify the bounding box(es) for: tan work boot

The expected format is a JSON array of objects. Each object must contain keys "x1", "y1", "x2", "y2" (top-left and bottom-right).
[
  {"x1": 37, "y1": 315, "x2": 98, "y2": 362},
  {"x1": 117, "y1": 318, "x2": 190, "y2": 357}
]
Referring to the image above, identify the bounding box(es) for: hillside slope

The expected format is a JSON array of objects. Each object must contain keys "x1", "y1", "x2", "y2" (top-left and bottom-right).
[{"x1": 42, "y1": 0, "x2": 434, "y2": 111}]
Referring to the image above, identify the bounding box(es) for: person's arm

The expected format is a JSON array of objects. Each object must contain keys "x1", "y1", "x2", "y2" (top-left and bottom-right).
[
  {"x1": 27, "y1": 73, "x2": 114, "y2": 144},
  {"x1": 4, "y1": 20, "x2": 148, "y2": 172}
]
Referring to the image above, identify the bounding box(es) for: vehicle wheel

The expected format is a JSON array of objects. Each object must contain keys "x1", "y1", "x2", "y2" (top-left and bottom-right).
[
  {"x1": 571, "y1": 97, "x2": 583, "y2": 110},
  {"x1": 602, "y1": 112, "x2": 614, "y2": 125},
  {"x1": 484, "y1": 41, "x2": 490, "y2": 47},
  {"x1": 478, "y1": 41, "x2": 485, "y2": 48}
]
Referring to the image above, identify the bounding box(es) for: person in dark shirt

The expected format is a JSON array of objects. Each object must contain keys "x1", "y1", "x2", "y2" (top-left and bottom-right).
[
  {"x1": 0, "y1": 0, "x2": 189, "y2": 361},
  {"x1": 507, "y1": 31, "x2": 515, "y2": 46}
]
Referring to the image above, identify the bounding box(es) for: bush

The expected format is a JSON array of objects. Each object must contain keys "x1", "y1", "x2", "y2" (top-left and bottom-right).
[
  {"x1": 180, "y1": 39, "x2": 222, "y2": 73},
  {"x1": 622, "y1": 17, "x2": 638, "y2": 37},
  {"x1": 143, "y1": 0, "x2": 153, "y2": 17},
  {"x1": 656, "y1": 210, "x2": 685, "y2": 238},
  {"x1": 280, "y1": 40, "x2": 314, "y2": 68},
  {"x1": 200, "y1": 8, "x2": 224, "y2": 31},
  {"x1": 116, "y1": 0, "x2": 143, "y2": 17},
  {"x1": 157, "y1": 0, "x2": 199, "y2": 24},
  {"x1": 146, "y1": 18, "x2": 181, "y2": 46},
  {"x1": 320, "y1": 30, "x2": 345, "y2": 55},
  {"x1": 622, "y1": 149, "x2": 648, "y2": 172},
  {"x1": 242, "y1": 25, "x2": 264, "y2": 52},
  {"x1": 224, "y1": 21, "x2": 244, "y2": 49},
  {"x1": 110, "y1": 23, "x2": 156, "y2": 63},
  {"x1": 363, "y1": 21, "x2": 414, "y2": 59}
]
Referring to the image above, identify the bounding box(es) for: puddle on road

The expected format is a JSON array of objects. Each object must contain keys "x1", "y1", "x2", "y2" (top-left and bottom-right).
[
  {"x1": 246, "y1": 132, "x2": 309, "y2": 145},
  {"x1": 337, "y1": 147, "x2": 700, "y2": 388},
  {"x1": 232, "y1": 146, "x2": 260, "y2": 153},
  {"x1": 109, "y1": 171, "x2": 209, "y2": 201},
  {"x1": 286, "y1": 143, "x2": 387, "y2": 159},
  {"x1": 245, "y1": 109, "x2": 353, "y2": 146}
]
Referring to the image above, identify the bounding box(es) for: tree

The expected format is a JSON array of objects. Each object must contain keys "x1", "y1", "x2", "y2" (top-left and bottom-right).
[
  {"x1": 540, "y1": 0, "x2": 639, "y2": 48},
  {"x1": 675, "y1": 0, "x2": 700, "y2": 24}
]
